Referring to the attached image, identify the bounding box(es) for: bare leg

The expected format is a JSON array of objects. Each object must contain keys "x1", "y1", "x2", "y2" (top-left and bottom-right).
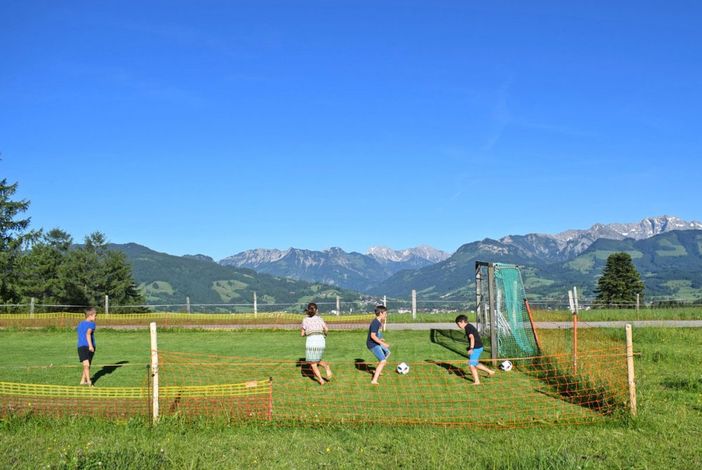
[
  {"x1": 371, "y1": 360, "x2": 386, "y2": 384},
  {"x1": 476, "y1": 363, "x2": 495, "y2": 376},
  {"x1": 81, "y1": 360, "x2": 92, "y2": 385},
  {"x1": 310, "y1": 362, "x2": 324, "y2": 385},
  {"x1": 469, "y1": 365, "x2": 481, "y2": 384},
  {"x1": 319, "y1": 361, "x2": 333, "y2": 380}
]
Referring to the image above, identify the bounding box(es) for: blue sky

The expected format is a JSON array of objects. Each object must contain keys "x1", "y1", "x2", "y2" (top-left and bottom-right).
[{"x1": 2, "y1": 1, "x2": 701, "y2": 260}]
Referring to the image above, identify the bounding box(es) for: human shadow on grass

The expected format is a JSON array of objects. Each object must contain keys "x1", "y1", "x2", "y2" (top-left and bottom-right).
[
  {"x1": 354, "y1": 358, "x2": 375, "y2": 376},
  {"x1": 426, "y1": 360, "x2": 468, "y2": 380},
  {"x1": 429, "y1": 329, "x2": 470, "y2": 358},
  {"x1": 91, "y1": 360, "x2": 129, "y2": 385},
  {"x1": 295, "y1": 358, "x2": 320, "y2": 383}
]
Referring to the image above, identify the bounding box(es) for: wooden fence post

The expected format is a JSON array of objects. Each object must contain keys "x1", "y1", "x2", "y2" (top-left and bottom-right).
[
  {"x1": 150, "y1": 322, "x2": 159, "y2": 424},
  {"x1": 104, "y1": 295, "x2": 109, "y2": 316},
  {"x1": 30, "y1": 297, "x2": 35, "y2": 318},
  {"x1": 254, "y1": 292, "x2": 258, "y2": 315},
  {"x1": 336, "y1": 296, "x2": 340, "y2": 316},
  {"x1": 411, "y1": 289, "x2": 417, "y2": 320},
  {"x1": 626, "y1": 324, "x2": 638, "y2": 416},
  {"x1": 186, "y1": 296, "x2": 191, "y2": 314}
]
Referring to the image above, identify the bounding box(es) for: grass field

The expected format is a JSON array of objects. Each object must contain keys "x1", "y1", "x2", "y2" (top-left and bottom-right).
[{"x1": 1, "y1": 327, "x2": 701, "y2": 468}]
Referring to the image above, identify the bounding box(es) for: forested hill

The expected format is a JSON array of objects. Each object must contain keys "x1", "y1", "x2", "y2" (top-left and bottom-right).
[
  {"x1": 110, "y1": 243, "x2": 362, "y2": 307},
  {"x1": 371, "y1": 230, "x2": 702, "y2": 301}
]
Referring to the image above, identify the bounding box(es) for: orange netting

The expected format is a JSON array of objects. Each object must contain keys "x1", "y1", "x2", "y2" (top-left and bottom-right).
[{"x1": 156, "y1": 347, "x2": 630, "y2": 428}]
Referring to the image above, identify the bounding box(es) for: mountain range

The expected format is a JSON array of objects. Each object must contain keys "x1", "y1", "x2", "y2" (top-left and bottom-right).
[
  {"x1": 219, "y1": 245, "x2": 450, "y2": 292},
  {"x1": 114, "y1": 216, "x2": 702, "y2": 306}
]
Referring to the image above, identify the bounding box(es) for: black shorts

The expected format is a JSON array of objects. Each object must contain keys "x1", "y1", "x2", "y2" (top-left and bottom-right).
[{"x1": 78, "y1": 346, "x2": 95, "y2": 363}]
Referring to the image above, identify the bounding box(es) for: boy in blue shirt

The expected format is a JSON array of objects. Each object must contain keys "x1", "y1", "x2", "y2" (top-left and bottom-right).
[
  {"x1": 367, "y1": 305, "x2": 390, "y2": 385},
  {"x1": 77, "y1": 307, "x2": 97, "y2": 386},
  {"x1": 455, "y1": 314, "x2": 495, "y2": 385}
]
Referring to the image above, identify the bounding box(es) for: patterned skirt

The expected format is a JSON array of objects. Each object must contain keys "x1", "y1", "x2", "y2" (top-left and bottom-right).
[{"x1": 305, "y1": 334, "x2": 326, "y2": 362}]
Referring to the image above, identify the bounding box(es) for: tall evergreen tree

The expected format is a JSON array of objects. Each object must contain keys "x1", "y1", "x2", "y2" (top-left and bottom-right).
[
  {"x1": 58, "y1": 232, "x2": 145, "y2": 308},
  {"x1": 595, "y1": 252, "x2": 645, "y2": 307},
  {"x1": 18, "y1": 228, "x2": 73, "y2": 304},
  {"x1": 0, "y1": 178, "x2": 35, "y2": 302}
]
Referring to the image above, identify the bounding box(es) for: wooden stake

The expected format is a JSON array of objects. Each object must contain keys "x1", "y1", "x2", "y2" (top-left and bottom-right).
[
  {"x1": 626, "y1": 324, "x2": 638, "y2": 416},
  {"x1": 150, "y1": 322, "x2": 159, "y2": 424},
  {"x1": 411, "y1": 289, "x2": 417, "y2": 320}
]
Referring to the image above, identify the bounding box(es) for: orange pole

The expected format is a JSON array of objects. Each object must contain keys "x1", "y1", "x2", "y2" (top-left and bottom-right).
[
  {"x1": 523, "y1": 299, "x2": 542, "y2": 351},
  {"x1": 573, "y1": 312, "x2": 578, "y2": 374}
]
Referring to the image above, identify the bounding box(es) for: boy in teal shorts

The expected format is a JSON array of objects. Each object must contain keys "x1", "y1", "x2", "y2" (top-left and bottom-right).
[
  {"x1": 455, "y1": 314, "x2": 494, "y2": 385},
  {"x1": 367, "y1": 305, "x2": 390, "y2": 385}
]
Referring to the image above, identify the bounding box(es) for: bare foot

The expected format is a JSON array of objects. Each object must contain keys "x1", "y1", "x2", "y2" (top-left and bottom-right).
[
  {"x1": 488, "y1": 370, "x2": 495, "y2": 376},
  {"x1": 473, "y1": 381, "x2": 481, "y2": 386},
  {"x1": 370, "y1": 381, "x2": 379, "y2": 385}
]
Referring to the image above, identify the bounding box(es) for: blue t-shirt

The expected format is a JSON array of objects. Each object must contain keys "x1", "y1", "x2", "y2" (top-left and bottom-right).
[
  {"x1": 77, "y1": 320, "x2": 96, "y2": 348},
  {"x1": 366, "y1": 318, "x2": 383, "y2": 349}
]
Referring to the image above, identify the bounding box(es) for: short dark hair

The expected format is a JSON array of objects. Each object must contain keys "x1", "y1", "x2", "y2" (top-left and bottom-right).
[
  {"x1": 85, "y1": 307, "x2": 97, "y2": 317},
  {"x1": 455, "y1": 314, "x2": 468, "y2": 324},
  {"x1": 374, "y1": 305, "x2": 387, "y2": 316}
]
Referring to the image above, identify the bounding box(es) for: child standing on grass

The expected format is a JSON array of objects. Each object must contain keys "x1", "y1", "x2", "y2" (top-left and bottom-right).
[
  {"x1": 77, "y1": 307, "x2": 97, "y2": 386},
  {"x1": 455, "y1": 314, "x2": 495, "y2": 385},
  {"x1": 367, "y1": 305, "x2": 390, "y2": 385},
  {"x1": 300, "y1": 302, "x2": 333, "y2": 385}
]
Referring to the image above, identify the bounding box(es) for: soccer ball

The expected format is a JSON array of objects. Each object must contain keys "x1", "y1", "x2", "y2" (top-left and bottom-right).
[
  {"x1": 499, "y1": 360, "x2": 513, "y2": 372},
  {"x1": 396, "y1": 362, "x2": 410, "y2": 375}
]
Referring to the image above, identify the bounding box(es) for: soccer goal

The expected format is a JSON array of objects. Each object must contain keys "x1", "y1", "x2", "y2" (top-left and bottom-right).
[{"x1": 475, "y1": 261, "x2": 540, "y2": 360}]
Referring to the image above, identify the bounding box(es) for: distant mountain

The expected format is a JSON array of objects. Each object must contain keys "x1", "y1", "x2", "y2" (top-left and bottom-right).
[
  {"x1": 110, "y1": 243, "x2": 362, "y2": 308},
  {"x1": 368, "y1": 245, "x2": 450, "y2": 268},
  {"x1": 372, "y1": 230, "x2": 702, "y2": 302},
  {"x1": 219, "y1": 245, "x2": 449, "y2": 292},
  {"x1": 499, "y1": 215, "x2": 702, "y2": 263}
]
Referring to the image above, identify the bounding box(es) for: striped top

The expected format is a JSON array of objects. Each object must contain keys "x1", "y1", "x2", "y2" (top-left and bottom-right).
[{"x1": 301, "y1": 315, "x2": 326, "y2": 336}]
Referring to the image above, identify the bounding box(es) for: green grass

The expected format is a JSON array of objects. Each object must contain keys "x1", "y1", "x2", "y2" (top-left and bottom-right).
[
  {"x1": 532, "y1": 306, "x2": 702, "y2": 322},
  {"x1": 1, "y1": 328, "x2": 701, "y2": 468}
]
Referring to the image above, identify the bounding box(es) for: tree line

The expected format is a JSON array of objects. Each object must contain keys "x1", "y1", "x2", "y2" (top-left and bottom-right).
[{"x1": 0, "y1": 177, "x2": 144, "y2": 310}]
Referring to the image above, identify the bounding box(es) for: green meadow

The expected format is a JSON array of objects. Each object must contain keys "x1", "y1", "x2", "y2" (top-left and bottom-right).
[{"x1": 0, "y1": 327, "x2": 701, "y2": 468}]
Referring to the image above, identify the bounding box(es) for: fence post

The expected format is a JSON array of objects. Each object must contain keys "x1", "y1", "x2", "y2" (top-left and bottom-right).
[
  {"x1": 383, "y1": 295, "x2": 387, "y2": 307},
  {"x1": 411, "y1": 289, "x2": 417, "y2": 320},
  {"x1": 186, "y1": 296, "x2": 191, "y2": 314},
  {"x1": 254, "y1": 292, "x2": 258, "y2": 316},
  {"x1": 104, "y1": 295, "x2": 109, "y2": 316},
  {"x1": 336, "y1": 296, "x2": 340, "y2": 316},
  {"x1": 569, "y1": 289, "x2": 578, "y2": 374},
  {"x1": 636, "y1": 294, "x2": 640, "y2": 314},
  {"x1": 150, "y1": 322, "x2": 159, "y2": 424},
  {"x1": 30, "y1": 297, "x2": 35, "y2": 318},
  {"x1": 625, "y1": 324, "x2": 638, "y2": 416}
]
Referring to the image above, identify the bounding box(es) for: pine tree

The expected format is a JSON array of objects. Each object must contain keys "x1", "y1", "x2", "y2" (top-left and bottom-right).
[
  {"x1": 594, "y1": 252, "x2": 645, "y2": 307},
  {"x1": 0, "y1": 178, "x2": 35, "y2": 302},
  {"x1": 18, "y1": 228, "x2": 73, "y2": 304},
  {"x1": 58, "y1": 232, "x2": 145, "y2": 308}
]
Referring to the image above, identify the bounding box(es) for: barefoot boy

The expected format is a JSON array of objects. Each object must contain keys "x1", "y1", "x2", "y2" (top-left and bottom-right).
[
  {"x1": 367, "y1": 305, "x2": 390, "y2": 385},
  {"x1": 455, "y1": 314, "x2": 494, "y2": 385},
  {"x1": 77, "y1": 307, "x2": 97, "y2": 386}
]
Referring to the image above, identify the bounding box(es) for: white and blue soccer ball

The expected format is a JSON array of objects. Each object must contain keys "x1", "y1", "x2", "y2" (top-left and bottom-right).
[
  {"x1": 499, "y1": 360, "x2": 513, "y2": 372},
  {"x1": 396, "y1": 362, "x2": 410, "y2": 375}
]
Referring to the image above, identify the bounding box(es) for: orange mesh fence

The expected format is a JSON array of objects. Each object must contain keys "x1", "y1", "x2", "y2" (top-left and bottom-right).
[{"x1": 157, "y1": 348, "x2": 630, "y2": 428}]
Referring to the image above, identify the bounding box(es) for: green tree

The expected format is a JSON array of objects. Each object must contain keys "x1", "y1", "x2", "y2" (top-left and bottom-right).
[
  {"x1": 18, "y1": 228, "x2": 73, "y2": 304},
  {"x1": 594, "y1": 252, "x2": 645, "y2": 307},
  {"x1": 0, "y1": 178, "x2": 36, "y2": 302},
  {"x1": 58, "y1": 232, "x2": 145, "y2": 309}
]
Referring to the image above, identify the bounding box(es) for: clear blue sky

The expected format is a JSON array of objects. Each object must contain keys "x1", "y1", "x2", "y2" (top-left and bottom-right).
[{"x1": 2, "y1": 1, "x2": 701, "y2": 260}]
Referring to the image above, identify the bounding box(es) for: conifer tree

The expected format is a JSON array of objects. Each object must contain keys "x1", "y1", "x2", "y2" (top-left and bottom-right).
[{"x1": 595, "y1": 252, "x2": 645, "y2": 307}]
